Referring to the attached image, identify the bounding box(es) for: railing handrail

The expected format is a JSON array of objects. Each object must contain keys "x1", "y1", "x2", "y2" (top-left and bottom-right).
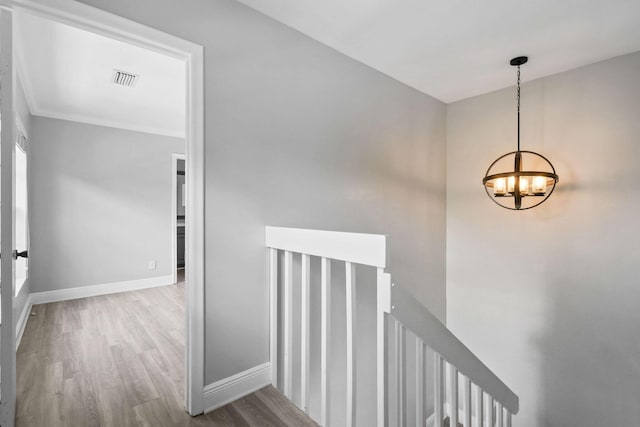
[
  {"x1": 387, "y1": 282, "x2": 520, "y2": 414},
  {"x1": 265, "y1": 226, "x2": 386, "y2": 268}
]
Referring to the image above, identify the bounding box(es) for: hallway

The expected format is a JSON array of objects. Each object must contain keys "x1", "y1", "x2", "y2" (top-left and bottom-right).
[{"x1": 15, "y1": 274, "x2": 315, "y2": 426}]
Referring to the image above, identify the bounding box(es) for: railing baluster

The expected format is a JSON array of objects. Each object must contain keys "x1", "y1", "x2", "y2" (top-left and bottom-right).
[
  {"x1": 463, "y1": 376, "x2": 472, "y2": 427},
  {"x1": 269, "y1": 248, "x2": 278, "y2": 388},
  {"x1": 300, "y1": 253, "x2": 310, "y2": 412},
  {"x1": 449, "y1": 364, "x2": 459, "y2": 427},
  {"x1": 434, "y1": 353, "x2": 444, "y2": 427},
  {"x1": 505, "y1": 410, "x2": 512, "y2": 427},
  {"x1": 415, "y1": 338, "x2": 425, "y2": 427},
  {"x1": 474, "y1": 385, "x2": 483, "y2": 427},
  {"x1": 496, "y1": 402, "x2": 504, "y2": 427},
  {"x1": 485, "y1": 395, "x2": 494, "y2": 427},
  {"x1": 376, "y1": 269, "x2": 390, "y2": 427},
  {"x1": 321, "y1": 257, "x2": 331, "y2": 426},
  {"x1": 345, "y1": 262, "x2": 357, "y2": 427},
  {"x1": 393, "y1": 321, "x2": 399, "y2": 425},
  {"x1": 395, "y1": 321, "x2": 406, "y2": 427},
  {"x1": 283, "y1": 250, "x2": 293, "y2": 398}
]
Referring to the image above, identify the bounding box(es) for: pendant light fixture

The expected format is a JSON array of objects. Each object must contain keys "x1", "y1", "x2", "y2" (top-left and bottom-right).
[{"x1": 482, "y1": 56, "x2": 559, "y2": 210}]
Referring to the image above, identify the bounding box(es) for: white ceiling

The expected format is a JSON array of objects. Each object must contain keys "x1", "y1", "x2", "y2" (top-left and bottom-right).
[
  {"x1": 237, "y1": 0, "x2": 640, "y2": 102},
  {"x1": 15, "y1": 12, "x2": 186, "y2": 138}
]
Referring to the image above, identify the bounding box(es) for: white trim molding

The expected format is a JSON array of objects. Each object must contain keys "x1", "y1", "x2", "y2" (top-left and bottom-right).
[
  {"x1": 30, "y1": 275, "x2": 174, "y2": 305},
  {"x1": 203, "y1": 363, "x2": 272, "y2": 414},
  {"x1": 184, "y1": 37, "x2": 205, "y2": 416}
]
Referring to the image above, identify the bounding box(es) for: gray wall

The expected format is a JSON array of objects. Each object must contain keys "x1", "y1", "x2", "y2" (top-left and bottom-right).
[
  {"x1": 447, "y1": 52, "x2": 640, "y2": 426},
  {"x1": 30, "y1": 117, "x2": 184, "y2": 292},
  {"x1": 76, "y1": 0, "x2": 448, "y2": 392}
]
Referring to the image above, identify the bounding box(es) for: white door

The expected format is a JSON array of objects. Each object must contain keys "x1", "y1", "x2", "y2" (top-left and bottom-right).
[{"x1": 0, "y1": 8, "x2": 18, "y2": 427}]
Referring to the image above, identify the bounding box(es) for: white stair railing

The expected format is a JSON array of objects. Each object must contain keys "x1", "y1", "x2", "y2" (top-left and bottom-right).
[
  {"x1": 266, "y1": 226, "x2": 518, "y2": 427},
  {"x1": 385, "y1": 277, "x2": 519, "y2": 427}
]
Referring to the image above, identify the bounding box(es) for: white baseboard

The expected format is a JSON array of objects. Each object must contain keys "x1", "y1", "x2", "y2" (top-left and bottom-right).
[
  {"x1": 30, "y1": 274, "x2": 175, "y2": 305},
  {"x1": 203, "y1": 362, "x2": 271, "y2": 413},
  {"x1": 16, "y1": 293, "x2": 33, "y2": 348}
]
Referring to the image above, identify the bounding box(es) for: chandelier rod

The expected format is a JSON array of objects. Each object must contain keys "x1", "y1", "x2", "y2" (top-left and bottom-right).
[{"x1": 517, "y1": 64, "x2": 521, "y2": 152}]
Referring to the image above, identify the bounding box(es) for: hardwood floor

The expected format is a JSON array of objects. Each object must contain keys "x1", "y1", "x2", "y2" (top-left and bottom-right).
[{"x1": 16, "y1": 273, "x2": 316, "y2": 426}]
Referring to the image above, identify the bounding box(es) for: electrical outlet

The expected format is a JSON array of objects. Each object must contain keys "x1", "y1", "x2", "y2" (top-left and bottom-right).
[{"x1": 148, "y1": 260, "x2": 157, "y2": 270}]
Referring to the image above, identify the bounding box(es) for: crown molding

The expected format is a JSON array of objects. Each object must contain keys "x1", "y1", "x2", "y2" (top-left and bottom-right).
[{"x1": 31, "y1": 107, "x2": 185, "y2": 138}]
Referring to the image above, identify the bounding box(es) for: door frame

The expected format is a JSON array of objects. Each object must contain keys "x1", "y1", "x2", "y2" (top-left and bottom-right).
[
  {"x1": 0, "y1": 9, "x2": 18, "y2": 425},
  {"x1": 6, "y1": 0, "x2": 206, "y2": 416},
  {"x1": 172, "y1": 153, "x2": 186, "y2": 284}
]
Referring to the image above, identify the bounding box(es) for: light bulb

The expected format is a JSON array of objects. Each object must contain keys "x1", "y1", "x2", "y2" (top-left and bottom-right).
[
  {"x1": 493, "y1": 178, "x2": 506, "y2": 196},
  {"x1": 507, "y1": 176, "x2": 515, "y2": 193},
  {"x1": 533, "y1": 176, "x2": 546, "y2": 194},
  {"x1": 519, "y1": 177, "x2": 529, "y2": 195}
]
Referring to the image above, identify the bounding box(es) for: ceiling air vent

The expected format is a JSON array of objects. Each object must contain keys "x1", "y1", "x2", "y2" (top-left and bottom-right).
[{"x1": 111, "y1": 69, "x2": 139, "y2": 88}]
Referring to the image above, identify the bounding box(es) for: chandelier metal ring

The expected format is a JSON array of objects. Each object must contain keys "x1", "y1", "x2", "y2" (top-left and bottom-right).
[{"x1": 483, "y1": 150, "x2": 559, "y2": 210}]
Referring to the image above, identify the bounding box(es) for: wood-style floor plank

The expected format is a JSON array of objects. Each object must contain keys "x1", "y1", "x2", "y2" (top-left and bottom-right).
[
  {"x1": 16, "y1": 272, "x2": 317, "y2": 426},
  {"x1": 253, "y1": 386, "x2": 318, "y2": 426}
]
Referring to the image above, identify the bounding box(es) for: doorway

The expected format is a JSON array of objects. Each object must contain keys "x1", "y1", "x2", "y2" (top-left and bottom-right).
[
  {"x1": 0, "y1": 2, "x2": 205, "y2": 424},
  {"x1": 172, "y1": 153, "x2": 186, "y2": 285}
]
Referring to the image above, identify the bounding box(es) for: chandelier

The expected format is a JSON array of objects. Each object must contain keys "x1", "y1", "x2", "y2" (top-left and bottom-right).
[{"x1": 482, "y1": 56, "x2": 559, "y2": 210}]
